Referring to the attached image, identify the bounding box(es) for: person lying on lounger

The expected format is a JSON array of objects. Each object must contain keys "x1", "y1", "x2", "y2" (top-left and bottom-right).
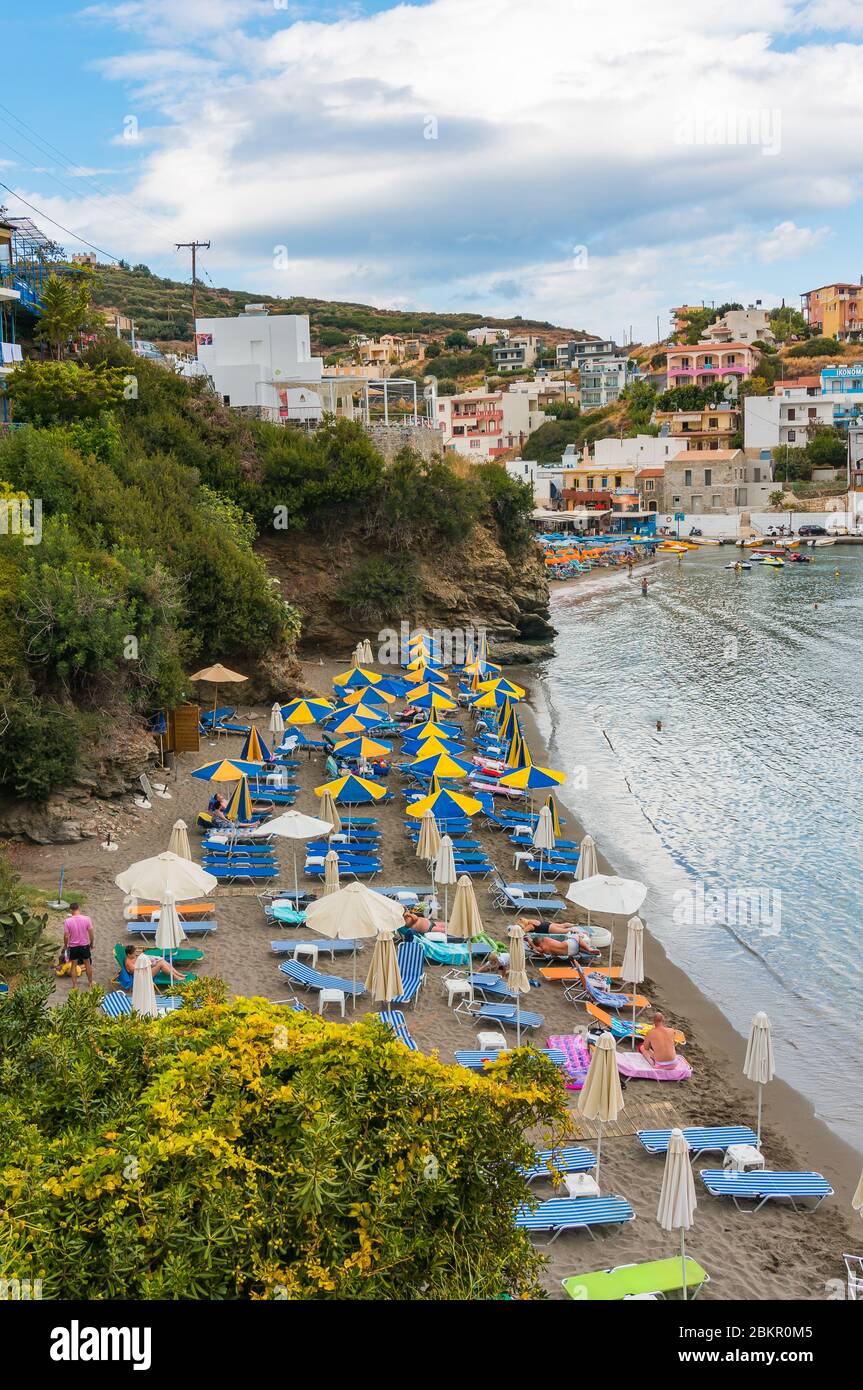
[
  {"x1": 115, "y1": 945, "x2": 188, "y2": 991},
  {"x1": 398, "y1": 908, "x2": 446, "y2": 940},
  {"x1": 210, "y1": 794, "x2": 232, "y2": 829},
  {"x1": 638, "y1": 1011, "x2": 678, "y2": 1064},
  {"x1": 518, "y1": 917, "x2": 599, "y2": 959}
]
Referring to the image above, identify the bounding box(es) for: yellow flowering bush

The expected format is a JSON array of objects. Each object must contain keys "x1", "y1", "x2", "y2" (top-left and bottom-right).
[{"x1": 0, "y1": 980, "x2": 567, "y2": 1299}]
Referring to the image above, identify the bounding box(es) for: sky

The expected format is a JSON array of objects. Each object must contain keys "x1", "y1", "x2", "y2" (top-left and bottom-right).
[{"x1": 2, "y1": 0, "x2": 863, "y2": 341}]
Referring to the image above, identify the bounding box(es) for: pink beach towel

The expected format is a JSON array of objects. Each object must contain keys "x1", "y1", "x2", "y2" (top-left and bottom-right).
[
  {"x1": 614, "y1": 1051, "x2": 693, "y2": 1083},
  {"x1": 547, "y1": 1034, "x2": 591, "y2": 1090}
]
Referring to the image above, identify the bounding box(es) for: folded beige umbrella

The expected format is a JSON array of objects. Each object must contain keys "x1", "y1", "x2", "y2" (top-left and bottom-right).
[
  {"x1": 167, "y1": 819, "x2": 191, "y2": 861},
  {"x1": 154, "y1": 889, "x2": 187, "y2": 965},
  {"x1": 656, "y1": 1127, "x2": 698, "y2": 1300},
  {"x1": 620, "y1": 916, "x2": 645, "y2": 1049},
  {"x1": 306, "y1": 881, "x2": 403, "y2": 1007},
  {"x1": 532, "y1": 805, "x2": 555, "y2": 888},
  {"x1": 507, "y1": 923, "x2": 531, "y2": 1047},
  {"x1": 433, "y1": 834, "x2": 457, "y2": 924},
  {"x1": 448, "y1": 874, "x2": 484, "y2": 993},
  {"x1": 365, "y1": 925, "x2": 404, "y2": 1003},
  {"x1": 574, "y1": 833, "x2": 598, "y2": 881},
  {"x1": 319, "y1": 788, "x2": 342, "y2": 839},
  {"x1": 361, "y1": 639, "x2": 374, "y2": 665},
  {"x1": 743, "y1": 1011, "x2": 774, "y2": 1149},
  {"x1": 852, "y1": 1170, "x2": 863, "y2": 1216},
  {"x1": 324, "y1": 849, "x2": 340, "y2": 896},
  {"x1": 270, "y1": 703, "x2": 285, "y2": 735},
  {"x1": 131, "y1": 953, "x2": 159, "y2": 1018},
  {"x1": 188, "y1": 663, "x2": 247, "y2": 723},
  {"x1": 577, "y1": 1031, "x2": 624, "y2": 1189},
  {"x1": 416, "y1": 809, "x2": 441, "y2": 898}
]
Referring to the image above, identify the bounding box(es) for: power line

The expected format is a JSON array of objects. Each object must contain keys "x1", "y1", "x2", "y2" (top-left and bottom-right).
[
  {"x1": 176, "y1": 240, "x2": 210, "y2": 322},
  {"x1": 0, "y1": 182, "x2": 121, "y2": 262}
]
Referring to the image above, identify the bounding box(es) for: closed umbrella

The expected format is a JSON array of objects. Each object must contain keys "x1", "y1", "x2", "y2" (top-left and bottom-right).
[
  {"x1": 743, "y1": 1011, "x2": 774, "y2": 1149},
  {"x1": 251, "y1": 809, "x2": 334, "y2": 902},
  {"x1": 323, "y1": 849, "x2": 340, "y2": 896},
  {"x1": 448, "y1": 874, "x2": 484, "y2": 983},
  {"x1": 116, "y1": 852, "x2": 217, "y2": 902},
  {"x1": 577, "y1": 1031, "x2": 624, "y2": 1190},
  {"x1": 657, "y1": 1127, "x2": 698, "y2": 1299},
  {"x1": 852, "y1": 1170, "x2": 863, "y2": 1217},
  {"x1": 167, "y1": 820, "x2": 191, "y2": 861},
  {"x1": 507, "y1": 923, "x2": 531, "y2": 1047},
  {"x1": 131, "y1": 953, "x2": 158, "y2": 1018},
  {"x1": 416, "y1": 809, "x2": 441, "y2": 899},
  {"x1": 240, "y1": 726, "x2": 272, "y2": 763},
  {"x1": 574, "y1": 833, "x2": 597, "y2": 881},
  {"x1": 225, "y1": 774, "x2": 253, "y2": 823},
  {"x1": 188, "y1": 662, "x2": 247, "y2": 726},
  {"x1": 361, "y1": 639, "x2": 374, "y2": 665},
  {"x1": 532, "y1": 804, "x2": 555, "y2": 888},
  {"x1": 566, "y1": 874, "x2": 646, "y2": 969},
  {"x1": 154, "y1": 889, "x2": 187, "y2": 972},
  {"x1": 269, "y1": 702, "x2": 285, "y2": 735},
  {"x1": 319, "y1": 789, "x2": 342, "y2": 839},
  {"x1": 620, "y1": 916, "x2": 645, "y2": 1049},
  {"x1": 365, "y1": 925, "x2": 404, "y2": 1003},
  {"x1": 434, "y1": 834, "x2": 457, "y2": 925},
  {"x1": 306, "y1": 881, "x2": 403, "y2": 1007}
]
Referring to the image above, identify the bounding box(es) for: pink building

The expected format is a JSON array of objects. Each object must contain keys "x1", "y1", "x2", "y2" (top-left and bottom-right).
[{"x1": 665, "y1": 341, "x2": 757, "y2": 390}]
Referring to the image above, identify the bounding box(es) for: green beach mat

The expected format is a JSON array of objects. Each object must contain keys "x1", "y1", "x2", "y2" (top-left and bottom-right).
[{"x1": 563, "y1": 1257, "x2": 708, "y2": 1301}]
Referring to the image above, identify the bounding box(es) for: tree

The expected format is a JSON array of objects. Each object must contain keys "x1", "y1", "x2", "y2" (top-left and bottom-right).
[
  {"x1": 32, "y1": 273, "x2": 100, "y2": 359},
  {"x1": 0, "y1": 851, "x2": 55, "y2": 987},
  {"x1": 787, "y1": 336, "x2": 841, "y2": 358},
  {"x1": 435, "y1": 378, "x2": 458, "y2": 396},
  {"x1": 805, "y1": 426, "x2": 847, "y2": 473},
  {"x1": 0, "y1": 987, "x2": 566, "y2": 1298},
  {"x1": 768, "y1": 306, "x2": 807, "y2": 342},
  {"x1": 771, "y1": 444, "x2": 810, "y2": 483},
  {"x1": 425, "y1": 343, "x2": 442, "y2": 358},
  {"x1": 443, "y1": 330, "x2": 471, "y2": 350},
  {"x1": 6, "y1": 359, "x2": 128, "y2": 425},
  {"x1": 656, "y1": 384, "x2": 709, "y2": 412}
]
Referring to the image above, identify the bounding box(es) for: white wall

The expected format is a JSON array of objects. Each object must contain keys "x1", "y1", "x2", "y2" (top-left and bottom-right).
[
  {"x1": 593, "y1": 435, "x2": 687, "y2": 467},
  {"x1": 195, "y1": 310, "x2": 323, "y2": 410},
  {"x1": 657, "y1": 508, "x2": 859, "y2": 537}
]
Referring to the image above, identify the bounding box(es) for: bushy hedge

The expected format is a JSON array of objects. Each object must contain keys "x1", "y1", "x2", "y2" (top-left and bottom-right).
[{"x1": 0, "y1": 984, "x2": 567, "y2": 1299}]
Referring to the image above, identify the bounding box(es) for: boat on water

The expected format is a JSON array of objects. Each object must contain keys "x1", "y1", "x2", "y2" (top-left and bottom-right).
[
  {"x1": 688, "y1": 536, "x2": 722, "y2": 546},
  {"x1": 814, "y1": 537, "x2": 836, "y2": 547},
  {"x1": 725, "y1": 562, "x2": 752, "y2": 570},
  {"x1": 763, "y1": 557, "x2": 785, "y2": 567}
]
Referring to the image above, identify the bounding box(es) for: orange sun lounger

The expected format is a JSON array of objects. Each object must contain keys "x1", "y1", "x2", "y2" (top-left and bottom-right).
[
  {"x1": 587, "y1": 1002, "x2": 686, "y2": 1046},
  {"x1": 540, "y1": 965, "x2": 623, "y2": 982},
  {"x1": 124, "y1": 901, "x2": 216, "y2": 921}
]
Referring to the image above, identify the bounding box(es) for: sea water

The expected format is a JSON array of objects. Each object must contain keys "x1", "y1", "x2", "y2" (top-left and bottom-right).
[{"x1": 533, "y1": 545, "x2": 863, "y2": 1151}]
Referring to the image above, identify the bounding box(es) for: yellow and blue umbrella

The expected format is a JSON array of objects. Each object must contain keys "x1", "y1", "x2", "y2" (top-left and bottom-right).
[
  {"x1": 406, "y1": 777, "x2": 483, "y2": 820},
  {"x1": 240, "y1": 727, "x2": 272, "y2": 762},
  {"x1": 226, "y1": 775, "x2": 253, "y2": 822},
  {"x1": 342, "y1": 684, "x2": 396, "y2": 706},
  {"x1": 545, "y1": 792, "x2": 563, "y2": 839},
  {"x1": 403, "y1": 665, "x2": 449, "y2": 687},
  {"x1": 479, "y1": 676, "x2": 525, "y2": 700},
  {"x1": 410, "y1": 686, "x2": 457, "y2": 711},
  {"x1": 333, "y1": 666, "x2": 383, "y2": 689},
  {"x1": 314, "y1": 774, "x2": 389, "y2": 804},
  {"x1": 499, "y1": 747, "x2": 565, "y2": 793},
  {"x1": 281, "y1": 697, "x2": 334, "y2": 725},
  {"x1": 333, "y1": 736, "x2": 393, "y2": 759},
  {"x1": 402, "y1": 733, "x2": 464, "y2": 758},
  {"x1": 410, "y1": 749, "x2": 475, "y2": 779},
  {"x1": 191, "y1": 758, "x2": 262, "y2": 782}
]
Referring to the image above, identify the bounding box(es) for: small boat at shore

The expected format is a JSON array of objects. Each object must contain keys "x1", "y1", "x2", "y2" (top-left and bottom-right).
[
  {"x1": 814, "y1": 537, "x2": 836, "y2": 547},
  {"x1": 725, "y1": 562, "x2": 752, "y2": 570},
  {"x1": 763, "y1": 557, "x2": 785, "y2": 567},
  {"x1": 688, "y1": 536, "x2": 722, "y2": 546}
]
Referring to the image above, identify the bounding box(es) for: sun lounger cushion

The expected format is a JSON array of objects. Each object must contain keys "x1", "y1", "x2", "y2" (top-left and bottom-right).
[
  {"x1": 278, "y1": 959, "x2": 365, "y2": 997},
  {"x1": 637, "y1": 1127, "x2": 758, "y2": 1157},
  {"x1": 476, "y1": 1004, "x2": 543, "y2": 1030},
  {"x1": 521, "y1": 1146, "x2": 596, "y2": 1182},
  {"x1": 515, "y1": 1196, "x2": 635, "y2": 1238},
  {"x1": 127, "y1": 920, "x2": 217, "y2": 937},
  {"x1": 562, "y1": 1258, "x2": 709, "y2": 1301},
  {"x1": 699, "y1": 1170, "x2": 834, "y2": 1211},
  {"x1": 546, "y1": 1034, "x2": 592, "y2": 1090}
]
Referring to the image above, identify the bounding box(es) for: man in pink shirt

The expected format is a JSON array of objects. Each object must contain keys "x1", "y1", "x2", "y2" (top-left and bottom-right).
[{"x1": 63, "y1": 904, "x2": 94, "y2": 990}]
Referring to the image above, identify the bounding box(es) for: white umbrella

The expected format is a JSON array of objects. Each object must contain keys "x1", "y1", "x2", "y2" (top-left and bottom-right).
[
  {"x1": 115, "y1": 852, "x2": 217, "y2": 901},
  {"x1": 365, "y1": 925, "x2": 404, "y2": 1003},
  {"x1": 566, "y1": 874, "x2": 646, "y2": 970},
  {"x1": 270, "y1": 702, "x2": 285, "y2": 735},
  {"x1": 577, "y1": 1031, "x2": 624, "y2": 1190},
  {"x1": 507, "y1": 923, "x2": 531, "y2": 1047},
  {"x1": 416, "y1": 809, "x2": 441, "y2": 900},
  {"x1": 620, "y1": 916, "x2": 645, "y2": 1049},
  {"x1": 323, "y1": 849, "x2": 340, "y2": 896},
  {"x1": 434, "y1": 835, "x2": 457, "y2": 924},
  {"x1": 251, "y1": 809, "x2": 333, "y2": 902},
  {"x1": 853, "y1": 1170, "x2": 863, "y2": 1217},
  {"x1": 743, "y1": 1011, "x2": 774, "y2": 1149},
  {"x1": 574, "y1": 833, "x2": 598, "y2": 881},
  {"x1": 154, "y1": 889, "x2": 187, "y2": 972},
  {"x1": 131, "y1": 953, "x2": 158, "y2": 1018},
  {"x1": 319, "y1": 789, "x2": 342, "y2": 839},
  {"x1": 167, "y1": 820, "x2": 191, "y2": 861},
  {"x1": 306, "y1": 882, "x2": 403, "y2": 1008},
  {"x1": 532, "y1": 805, "x2": 555, "y2": 888},
  {"x1": 362, "y1": 639, "x2": 374, "y2": 665},
  {"x1": 656, "y1": 1127, "x2": 698, "y2": 1299}
]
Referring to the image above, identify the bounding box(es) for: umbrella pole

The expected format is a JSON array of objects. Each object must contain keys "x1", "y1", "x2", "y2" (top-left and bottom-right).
[
  {"x1": 756, "y1": 1084, "x2": 763, "y2": 1150},
  {"x1": 681, "y1": 1227, "x2": 688, "y2": 1299},
  {"x1": 293, "y1": 844, "x2": 299, "y2": 904},
  {"x1": 595, "y1": 1121, "x2": 603, "y2": 1192},
  {"x1": 538, "y1": 847, "x2": 543, "y2": 889},
  {"x1": 353, "y1": 945, "x2": 358, "y2": 1011},
  {"x1": 631, "y1": 1000, "x2": 637, "y2": 1049},
  {"x1": 516, "y1": 996, "x2": 521, "y2": 1048}
]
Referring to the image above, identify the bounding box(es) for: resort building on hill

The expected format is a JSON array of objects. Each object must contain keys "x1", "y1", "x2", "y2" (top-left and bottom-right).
[
  {"x1": 800, "y1": 282, "x2": 863, "y2": 341},
  {"x1": 555, "y1": 337, "x2": 617, "y2": 368},
  {"x1": 436, "y1": 385, "x2": 543, "y2": 459},
  {"x1": 701, "y1": 305, "x2": 774, "y2": 344},
  {"x1": 354, "y1": 333, "x2": 423, "y2": 367},
  {"x1": 659, "y1": 449, "x2": 774, "y2": 513},
  {"x1": 492, "y1": 334, "x2": 544, "y2": 373},
  {"x1": 669, "y1": 304, "x2": 703, "y2": 336},
  {"x1": 665, "y1": 341, "x2": 758, "y2": 391},
  {"x1": 467, "y1": 325, "x2": 509, "y2": 345},
  {"x1": 195, "y1": 304, "x2": 323, "y2": 417},
  {"x1": 578, "y1": 355, "x2": 636, "y2": 407},
  {"x1": 654, "y1": 403, "x2": 740, "y2": 450},
  {"x1": 744, "y1": 393, "x2": 837, "y2": 450}
]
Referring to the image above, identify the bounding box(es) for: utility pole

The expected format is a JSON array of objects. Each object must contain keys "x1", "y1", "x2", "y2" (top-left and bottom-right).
[{"x1": 175, "y1": 240, "x2": 210, "y2": 325}]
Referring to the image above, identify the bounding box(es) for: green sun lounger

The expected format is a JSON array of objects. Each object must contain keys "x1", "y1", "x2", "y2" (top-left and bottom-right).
[{"x1": 562, "y1": 1257, "x2": 709, "y2": 1301}]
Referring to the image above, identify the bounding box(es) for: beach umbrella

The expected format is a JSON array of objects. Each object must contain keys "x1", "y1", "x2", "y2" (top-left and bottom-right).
[
  {"x1": 434, "y1": 834, "x2": 458, "y2": 924},
  {"x1": 448, "y1": 873, "x2": 484, "y2": 984},
  {"x1": 327, "y1": 709, "x2": 381, "y2": 736},
  {"x1": 251, "y1": 809, "x2": 334, "y2": 901},
  {"x1": 545, "y1": 793, "x2": 563, "y2": 840},
  {"x1": 342, "y1": 685, "x2": 395, "y2": 706},
  {"x1": 853, "y1": 1170, "x2": 863, "y2": 1218},
  {"x1": 167, "y1": 819, "x2": 191, "y2": 861},
  {"x1": 319, "y1": 788, "x2": 342, "y2": 838},
  {"x1": 269, "y1": 703, "x2": 285, "y2": 735},
  {"x1": 621, "y1": 916, "x2": 645, "y2": 1048},
  {"x1": 361, "y1": 639, "x2": 374, "y2": 665},
  {"x1": 532, "y1": 804, "x2": 555, "y2": 887},
  {"x1": 191, "y1": 758, "x2": 262, "y2": 782},
  {"x1": 281, "y1": 697, "x2": 334, "y2": 725},
  {"x1": 406, "y1": 779, "x2": 483, "y2": 822},
  {"x1": 333, "y1": 666, "x2": 382, "y2": 690},
  {"x1": 407, "y1": 719, "x2": 461, "y2": 743},
  {"x1": 240, "y1": 727, "x2": 272, "y2": 763},
  {"x1": 577, "y1": 1031, "x2": 624, "y2": 1190},
  {"x1": 377, "y1": 675, "x2": 408, "y2": 698},
  {"x1": 365, "y1": 925, "x2": 404, "y2": 1003},
  {"x1": 574, "y1": 832, "x2": 597, "y2": 880},
  {"x1": 324, "y1": 849, "x2": 341, "y2": 896},
  {"x1": 116, "y1": 851, "x2": 217, "y2": 902},
  {"x1": 225, "y1": 775, "x2": 253, "y2": 822},
  {"x1": 334, "y1": 736, "x2": 393, "y2": 760},
  {"x1": 306, "y1": 881, "x2": 403, "y2": 1008},
  {"x1": 350, "y1": 645, "x2": 362, "y2": 668},
  {"x1": 132, "y1": 953, "x2": 159, "y2": 1018},
  {"x1": 410, "y1": 686, "x2": 457, "y2": 712},
  {"x1": 409, "y1": 749, "x2": 474, "y2": 779},
  {"x1": 657, "y1": 1127, "x2": 698, "y2": 1299},
  {"x1": 188, "y1": 662, "x2": 247, "y2": 724},
  {"x1": 499, "y1": 748, "x2": 565, "y2": 795},
  {"x1": 507, "y1": 923, "x2": 531, "y2": 1046},
  {"x1": 154, "y1": 888, "x2": 187, "y2": 972},
  {"x1": 402, "y1": 734, "x2": 464, "y2": 758},
  {"x1": 743, "y1": 1011, "x2": 775, "y2": 1149},
  {"x1": 479, "y1": 676, "x2": 526, "y2": 699},
  {"x1": 416, "y1": 809, "x2": 441, "y2": 897},
  {"x1": 566, "y1": 873, "x2": 646, "y2": 968},
  {"x1": 314, "y1": 773, "x2": 388, "y2": 805}
]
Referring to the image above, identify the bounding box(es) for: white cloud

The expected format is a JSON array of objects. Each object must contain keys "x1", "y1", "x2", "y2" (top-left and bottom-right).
[{"x1": 758, "y1": 220, "x2": 830, "y2": 263}]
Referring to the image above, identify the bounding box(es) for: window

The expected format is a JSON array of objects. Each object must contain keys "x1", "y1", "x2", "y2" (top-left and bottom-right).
[
  {"x1": 614, "y1": 475, "x2": 622, "y2": 488},
  {"x1": 644, "y1": 479, "x2": 654, "y2": 491},
  {"x1": 712, "y1": 495, "x2": 722, "y2": 508},
  {"x1": 684, "y1": 469, "x2": 692, "y2": 486},
  {"x1": 788, "y1": 429, "x2": 796, "y2": 442},
  {"x1": 708, "y1": 417, "x2": 718, "y2": 428},
  {"x1": 787, "y1": 408, "x2": 796, "y2": 421},
  {"x1": 704, "y1": 469, "x2": 712, "y2": 485},
  {"x1": 690, "y1": 494, "x2": 703, "y2": 511},
  {"x1": 601, "y1": 476, "x2": 608, "y2": 488},
  {"x1": 223, "y1": 395, "x2": 230, "y2": 406},
  {"x1": 439, "y1": 404, "x2": 445, "y2": 413},
  {"x1": 587, "y1": 478, "x2": 594, "y2": 490},
  {"x1": 808, "y1": 408, "x2": 817, "y2": 420},
  {"x1": 753, "y1": 468, "x2": 761, "y2": 482},
  {"x1": 470, "y1": 440, "x2": 481, "y2": 448}
]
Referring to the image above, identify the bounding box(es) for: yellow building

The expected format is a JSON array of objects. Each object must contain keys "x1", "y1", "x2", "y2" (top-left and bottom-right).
[
  {"x1": 801, "y1": 283, "x2": 863, "y2": 342},
  {"x1": 653, "y1": 404, "x2": 740, "y2": 450}
]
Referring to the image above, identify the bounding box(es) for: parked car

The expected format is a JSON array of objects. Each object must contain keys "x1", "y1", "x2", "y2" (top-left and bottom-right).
[{"x1": 798, "y1": 524, "x2": 827, "y2": 536}]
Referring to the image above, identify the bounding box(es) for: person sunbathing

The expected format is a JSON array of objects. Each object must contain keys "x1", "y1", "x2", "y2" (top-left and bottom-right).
[
  {"x1": 639, "y1": 1011, "x2": 677, "y2": 1064},
  {"x1": 519, "y1": 917, "x2": 598, "y2": 959},
  {"x1": 115, "y1": 945, "x2": 188, "y2": 991},
  {"x1": 399, "y1": 908, "x2": 446, "y2": 940}
]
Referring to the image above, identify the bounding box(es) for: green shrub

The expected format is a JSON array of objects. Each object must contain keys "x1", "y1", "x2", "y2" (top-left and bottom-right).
[
  {"x1": 336, "y1": 555, "x2": 420, "y2": 624},
  {"x1": 786, "y1": 336, "x2": 841, "y2": 358},
  {"x1": 0, "y1": 693, "x2": 82, "y2": 800}
]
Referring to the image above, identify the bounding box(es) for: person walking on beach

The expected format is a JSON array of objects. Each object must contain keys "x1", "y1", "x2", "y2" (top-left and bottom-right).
[
  {"x1": 63, "y1": 904, "x2": 94, "y2": 990},
  {"x1": 627, "y1": 558, "x2": 633, "y2": 577},
  {"x1": 641, "y1": 577, "x2": 649, "y2": 596}
]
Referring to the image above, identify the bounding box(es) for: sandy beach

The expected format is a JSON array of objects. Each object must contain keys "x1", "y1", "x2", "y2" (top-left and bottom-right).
[{"x1": 10, "y1": 649, "x2": 861, "y2": 1302}]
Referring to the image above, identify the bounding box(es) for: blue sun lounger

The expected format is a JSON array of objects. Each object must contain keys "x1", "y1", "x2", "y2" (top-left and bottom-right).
[
  {"x1": 269, "y1": 938, "x2": 361, "y2": 957},
  {"x1": 378, "y1": 1009, "x2": 420, "y2": 1051},
  {"x1": 101, "y1": 991, "x2": 183, "y2": 1018},
  {"x1": 467, "y1": 973, "x2": 540, "y2": 1003},
  {"x1": 201, "y1": 839, "x2": 275, "y2": 855},
  {"x1": 127, "y1": 920, "x2": 217, "y2": 938},
  {"x1": 373, "y1": 886, "x2": 427, "y2": 901},
  {"x1": 699, "y1": 1170, "x2": 834, "y2": 1213},
  {"x1": 476, "y1": 1003, "x2": 544, "y2": 1031},
  {"x1": 456, "y1": 1048, "x2": 566, "y2": 1072},
  {"x1": 493, "y1": 886, "x2": 566, "y2": 916},
  {"x1": 638, "y1": 1127, "x2": 758, "y2": 1159},
  {"x1": 206, "y1": 863, "x2": 278, "y2": 882},
  {"x1": 521, "y1": 1146, "x2": 596, "y2": 1182},
  {"x1": 392, "y1": 938, "x2": 425, "y2": 1007},
  {"x1": 305, "y1": 861, "x2": 381, "y2": 880},
  {"x1": 278, "y1": 959, "x2": 366, "y2": 998},
  {"x1": 515, "y1": 1196, "x2": 635, "y2": 1242}
]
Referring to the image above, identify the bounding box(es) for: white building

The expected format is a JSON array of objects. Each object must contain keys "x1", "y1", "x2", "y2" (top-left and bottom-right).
[
  {"x1": 589, "y1": 435, "x2": 685, "y2": 469},
  {"x1": 744, "y1": 393, "x2": 838, "y2": 450},
  {"x1": 467, "y1": 326, "x2": 509, "y2": 346},
  {"x1": 578, "y1": 356, "x2": 635, "y2": 408},
  {"x1": 703, "y1": 306, "x2": 774, "y2": 344},
  {"x1": 194, "y1": 304, "x2": 323, "y2": 420},
  {"x1": 436, "y1": 386, "x2": 543, "y2": 460}
]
